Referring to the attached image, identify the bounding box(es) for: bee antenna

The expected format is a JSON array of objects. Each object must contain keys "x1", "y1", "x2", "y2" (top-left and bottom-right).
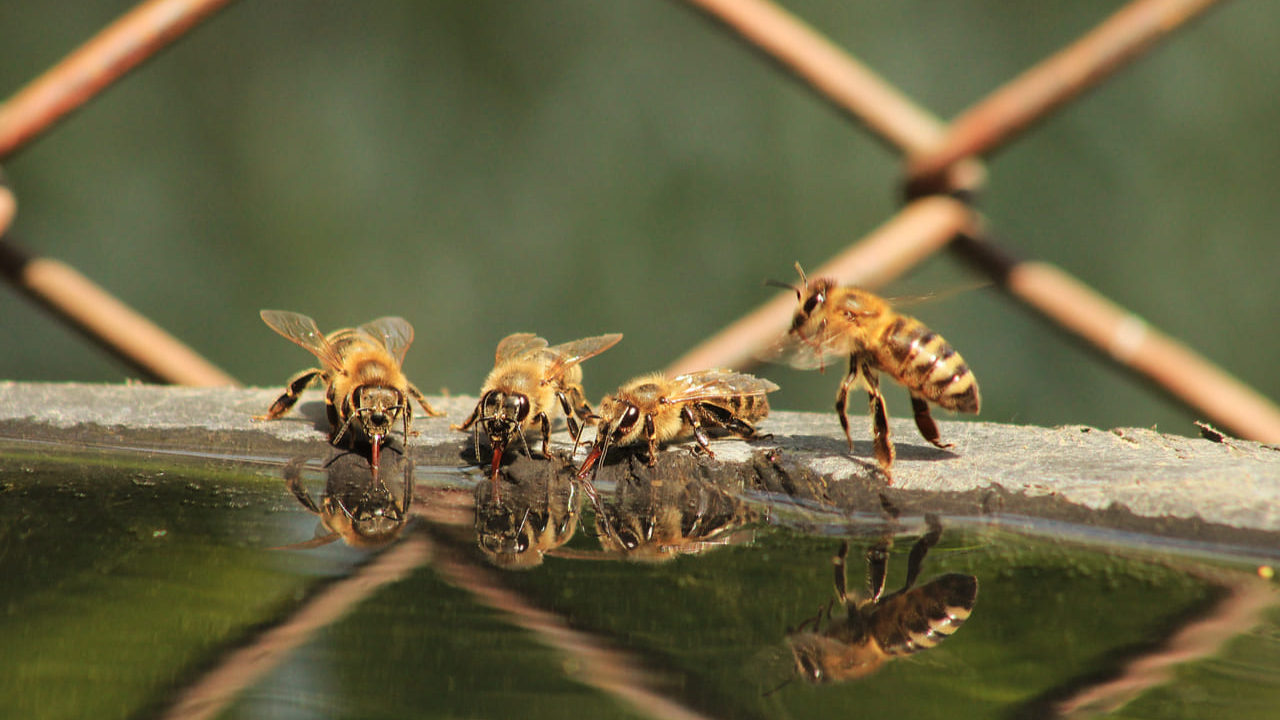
[{"x1": 763, "y1": 278, "x2": 798, "y2": 294}]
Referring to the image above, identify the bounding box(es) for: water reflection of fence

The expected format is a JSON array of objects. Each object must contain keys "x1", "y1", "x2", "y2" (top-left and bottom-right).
[{"x1": 1, "y1": 0, "x2": 1278, "y2": 440}]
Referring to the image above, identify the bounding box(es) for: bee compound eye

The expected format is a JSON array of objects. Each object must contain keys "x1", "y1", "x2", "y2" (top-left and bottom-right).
[{"x1": 621, "y1": 405, "x2": 640, "y2": 428}]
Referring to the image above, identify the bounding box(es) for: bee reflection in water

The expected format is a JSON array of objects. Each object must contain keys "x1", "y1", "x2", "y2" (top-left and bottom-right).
[
  {"x1": 588, "y1": 464, "x2": 759, "y2": 562},
  {"x1": 787, "y1": 515, "x2": 977, "y2": 683},
  {"x1": 473, "y1": 455, "x2": 583, "y2": 570},
  {"x1": 279, "y1": 438, "x2": 414, "y2": 549}
]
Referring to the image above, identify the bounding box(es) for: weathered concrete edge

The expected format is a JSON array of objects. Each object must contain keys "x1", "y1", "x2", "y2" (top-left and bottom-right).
[{"x1": 1, "y1": 382, "x2": 1278, "y2": 542}]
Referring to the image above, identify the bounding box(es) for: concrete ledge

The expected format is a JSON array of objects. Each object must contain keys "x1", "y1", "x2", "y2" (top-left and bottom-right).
[{"x1": 2, "y1": 382, "x2": 1278, "y2": 550}]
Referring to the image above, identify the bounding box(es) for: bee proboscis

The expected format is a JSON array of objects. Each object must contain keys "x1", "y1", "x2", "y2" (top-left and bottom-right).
[
  {"x1": 787, "y1": 516, "x2": 978, "y2": 683},
  {"x1": 455, "y1": 332, "x2": 622, "y2": 483},
  {"x1": 770, "y1": 263, "x2": 980, "y2": 479},
  {"x1": 575, "y1": 368, "x2": 778, "y2": 479},
  {"x1": 256, "y1": 310, "x2": 441, "y2": 473}
]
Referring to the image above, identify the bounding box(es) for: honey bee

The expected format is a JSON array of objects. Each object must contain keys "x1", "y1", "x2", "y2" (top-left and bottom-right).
[
  {"x1": 787, "y1": 517, "x2": 978, "y2": 683},
  {"x1": 256, "y1": 310, "x2": 442, "y2": 474},
  {"x1": 455, "y1": 332, "x2": 622, "y2": 481},
  {"x1": 771, "y1": 263, "x2": 980, "y2": 478},
  {"x1": 591, "y1": 471, "x2": 757, "y2": 562},
  {"x1": 575, "y1": 369, "x2": 778, "y2": 478},
  {"x1": 278, "y1": 443, "x2": 414, "y2": 549}
]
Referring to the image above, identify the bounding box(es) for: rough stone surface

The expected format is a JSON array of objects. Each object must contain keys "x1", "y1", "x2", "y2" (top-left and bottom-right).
[{"x1": 2, "y1": 382, "x2": 1278, "y2": 549}]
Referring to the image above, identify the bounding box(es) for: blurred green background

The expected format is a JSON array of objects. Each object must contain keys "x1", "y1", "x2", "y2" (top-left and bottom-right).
[{"x1": 1, "y1": 1, "x2": 1276, "y2": 436}]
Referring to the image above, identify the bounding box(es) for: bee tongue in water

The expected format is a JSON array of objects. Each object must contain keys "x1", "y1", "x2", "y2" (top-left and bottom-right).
[{"x1": 370, "y1": 435, "x2": 383, "y2": 481}]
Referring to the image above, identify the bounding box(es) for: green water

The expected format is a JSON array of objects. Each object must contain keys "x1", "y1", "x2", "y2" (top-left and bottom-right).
[{"x1": 1, "y1": 438, "x2": 1276, "y2": 719}]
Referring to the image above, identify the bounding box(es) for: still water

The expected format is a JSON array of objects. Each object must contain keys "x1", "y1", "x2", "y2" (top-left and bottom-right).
[{"x1": 2, "y1": 436, "x2": 1277, "y2": 720}]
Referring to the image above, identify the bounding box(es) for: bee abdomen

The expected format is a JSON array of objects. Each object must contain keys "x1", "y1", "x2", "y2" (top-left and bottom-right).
[
  {"x1": 723, "y1": 393, "x2": 771, "y2": 422},
  {"x1": 881, "y1": 318, "x2": 980, "y2": 414},
  {"x1": 876, "y1": 573, "x2": 978, "y2": 656}
]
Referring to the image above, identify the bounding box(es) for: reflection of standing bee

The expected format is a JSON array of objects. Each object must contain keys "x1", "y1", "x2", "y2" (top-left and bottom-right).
[
  {"x1": 455, "y1": 332, "x2": 622, "y2": 481},
  {"x1": 592, "y1": 472, "x2": 757, "y2": 562},
  {"x1": 473, "y1": 456, "x2": 582, "y2": 570},
  {"x1": 787, "y1": 517, "x2": 978, "y2": 683},
  {"x1": 576, "y1": 369, "x2": 778, "y2": 478},
  {"x1": 772, "y1": 263, "x2": 979, "y2": 479},
  {"x1": 279, "y1": 443, "x2": 414, "y2": 549},
  {"x1": 256, "y1": 310, "x2": 442, "y2": 473}
]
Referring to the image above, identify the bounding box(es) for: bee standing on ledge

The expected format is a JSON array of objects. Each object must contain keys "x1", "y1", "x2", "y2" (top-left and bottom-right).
[
  {"x1": 576, "y1": 368, "x2": 778, "y2": 479},
  {"x1": 455, "y1": 332, "x2": 622, "y2": 482},
  {"x1": 255, "y1": 310, "x2": 442, "y2": 473},
  {"x1": 786, "y1": 517, "x2": 978, "y2": 683},
  {"x1": 771, "y1": 263, "x2": 980, "y2": 479}
]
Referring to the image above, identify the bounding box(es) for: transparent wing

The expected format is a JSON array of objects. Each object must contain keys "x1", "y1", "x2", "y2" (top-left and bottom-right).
[
  {"x1": 664, "y1": 369, "x2": 779, "y2": 403},
  {"x1": 543, "y1": 333, "x2": 623, "y2": 380},
  {"x1": 260, "y1": 310, "x2": 343, "y2": 370},
  {"x1": 757, "y1": 331, "x2": 847, "y2": 371},
  {"x1": 494, "y1": 333, "x2": 549, "y2": 363},
  {"x1": 358, "y1": 316, "x2": 415, "y2": 366}
]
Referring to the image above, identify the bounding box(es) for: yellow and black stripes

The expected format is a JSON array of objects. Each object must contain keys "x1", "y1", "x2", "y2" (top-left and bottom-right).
[{"x1": 878, "y1": 315, "x2": 980, "y2": 414}]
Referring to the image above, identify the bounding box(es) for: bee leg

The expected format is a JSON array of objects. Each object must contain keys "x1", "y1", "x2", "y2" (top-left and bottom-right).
[
  {"x1": 256, "y1": 368, "x2": 323, "y2": 421},
  {"x1": 555, "y1": 391, "x2": 583, "y2": 444},
  {"x1": 536, "y1": 412, "x2": 552, "y2": 458},
  {"x1": 283, "y1": 457, "x2": 320, "y2": 515},
  {"x1": 833, "y1": 539, "x2": 851, "y2": 605},
  {"x1": 903, "y1": 513, "x2": 942, "y2": 591},
  {"x1": 405, "y1": 382, "x2": 444, "y2": 417},
  {"x1": 683, "y1": 405, "x2": 717, "y2": 459},
  {"x1": 562, "y1": 386, "x2": 596, "y2": 423},
  {"x1": 910, "y1": 395, "x2": 954, "y2": 449},
  {"x1": 862, "y1": 363, "x2": 894, "y2": 479},
  {"x1": 866, "y1": 536, "x2": 892, "y2": 604},
  {"x1": 834, "y1": 356, "x2": 860, "y2": 451},
  {"x1": 644, "y1": 413, "x2": 660, "y2": 466},
  {"x1": 697, "y1": 402, "x2": 759, "y2": 439}
]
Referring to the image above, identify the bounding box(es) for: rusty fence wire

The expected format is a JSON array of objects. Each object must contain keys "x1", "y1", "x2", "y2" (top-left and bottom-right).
[{"x1": 1, "y1": 0, "x2": 1278, "y2": 440}]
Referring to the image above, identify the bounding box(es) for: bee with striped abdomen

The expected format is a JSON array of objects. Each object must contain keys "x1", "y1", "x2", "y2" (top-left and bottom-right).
[
  {"x1": 575, "y1": 369, "x2": 778, "y2": 478},
  {"x1": 256, "y1": 310, "x2": 442, "y2": 475},
  {"x1": 455, "y1": 332, "x2": 622, "y2": 483},
  {"x1": 770, "y1": 263, "x2": 979, "y2": 479},
  {"x1": 787, "y1": 516, "x2": 978, "y2": 683}
]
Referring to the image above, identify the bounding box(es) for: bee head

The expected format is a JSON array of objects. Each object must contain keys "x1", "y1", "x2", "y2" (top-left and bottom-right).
[
  {"x1": 352, "y1": 385, "x2": 404, "y2": 436},
  {"x1": 767, "y1": 263, "x2": 833, "y2": 334},
  {"x1": 479, "y1": 391, "x2": 530, "y2": 446}
]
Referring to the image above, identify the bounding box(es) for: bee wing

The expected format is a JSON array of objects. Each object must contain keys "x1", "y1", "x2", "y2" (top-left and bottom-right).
[
  {"x1": 494, "y1": 333, "x2": 549, "y2": 363},
  {"x1": 543, "y1": 333, "x2": 623, "y2": 380},
  {"x1": 358, "y1": 316, "x2": 415, "y2": 366},
  {"x1": 664, "y1": 369, "x2": 780, "y2": 403},
  {"x1": 757, "y1": 331, "x2": 847, "y2": 371},
  {"x1": 260, "y1": 310, "x2": 343, "y2": 370}
]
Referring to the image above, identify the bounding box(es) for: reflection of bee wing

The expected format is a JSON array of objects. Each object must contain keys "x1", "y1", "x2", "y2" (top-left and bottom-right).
[
  {"x1": 542, "y1": 333, "x2": 623, "y2": 381},
  {"x1": 870, "y1": 573, "x2": 978, "y2": 656},
  {"x1": 358, "y1": 316, "x2": 415, "y2": 366},
  {"x1": 260, "y1": 310, "x2": 344, "y2": 371},
  {"x1": 494, "y1": 333, "x2": 549, "y2": 363},
  {"x1": 665, "y1": 369, "x2": 780, "y2": 403}
]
